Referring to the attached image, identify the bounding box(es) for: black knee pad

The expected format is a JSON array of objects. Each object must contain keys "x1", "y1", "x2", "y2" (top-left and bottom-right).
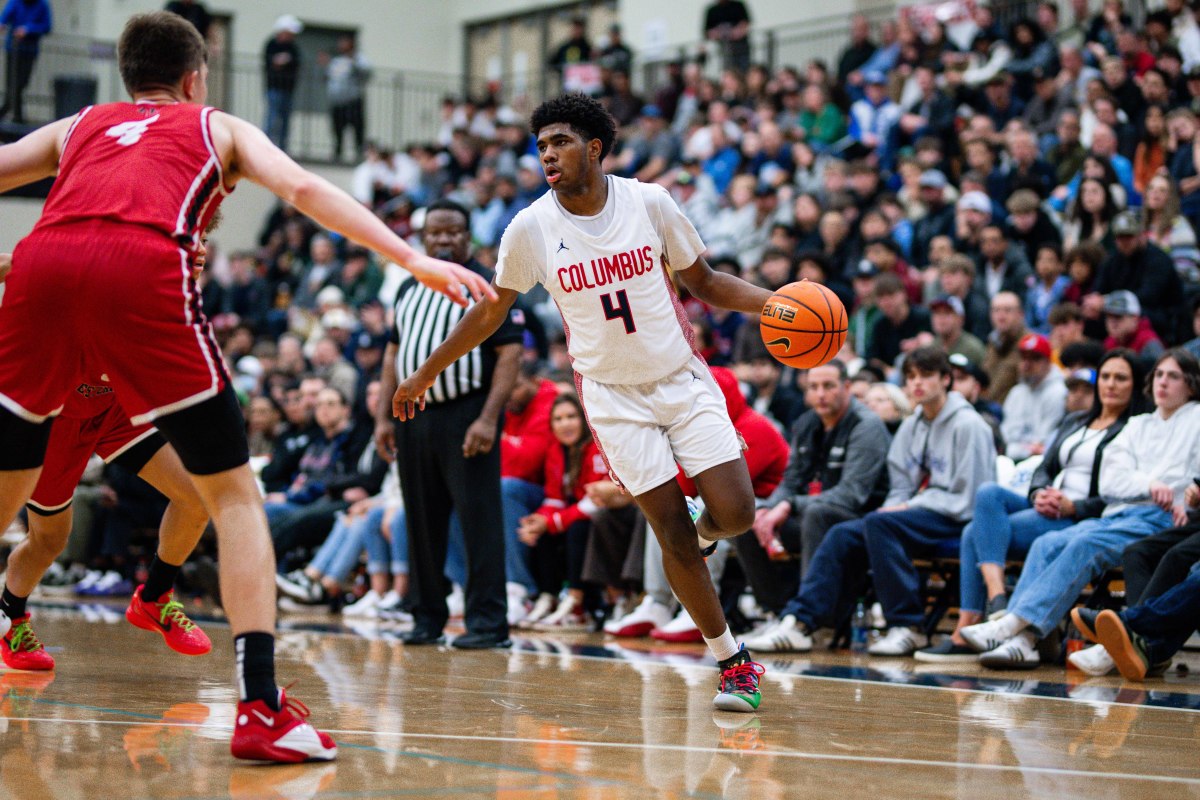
[
  {"x1": 0, "y1": 408, "x2": 54, "y2": 470},
  {"x1": 153, "y1": 386, "x2": 250, "y2": 476}
]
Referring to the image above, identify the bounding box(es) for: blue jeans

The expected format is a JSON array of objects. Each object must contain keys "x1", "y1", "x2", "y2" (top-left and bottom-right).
[
  {"x1": 264, "y1": 500, "x2": 302, "y2": 527},
  {"x1": 1123, "y1": 562, "x2": 1200, "y2": 664},
  {"x1": 502, "y1": 477, "x2": 542, "y2": 594},
  {"x1": 1009, "y1": 506, "x2": 1172, "y2": 636},
  {"x1": 310, "y1": 505, "x2": 387, "y2": 584},
  {"x1": 959, "y1": 483, "x2": 1075, "y2": 614},
  {"x1": 265, "y1": 88, "x2": 294, "y2": 152},
  {"x1": 784, "y1": 508, "x2": 964, "y2": 629},
  {"x1": 364, "y1": 505, "x2": 406, "y2": 576}
]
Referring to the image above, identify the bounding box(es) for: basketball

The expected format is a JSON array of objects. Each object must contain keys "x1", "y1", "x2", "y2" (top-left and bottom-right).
[{"x1": 759, "y1": 280, "x2": 847, "y2": 369}]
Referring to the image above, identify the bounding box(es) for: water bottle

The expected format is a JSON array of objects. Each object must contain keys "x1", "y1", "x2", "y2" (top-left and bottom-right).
[{"x1": 851, "y1": 598, "x2": 869, "y2": 653}]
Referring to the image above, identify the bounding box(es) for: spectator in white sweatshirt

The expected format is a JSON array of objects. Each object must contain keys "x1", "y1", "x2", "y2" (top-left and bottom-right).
[
  {"x1": 1001, "y1": 333, "x2": 1068, "y2": 461},
  {"x1": 961, "y1": 348, "x2": 1200, "y2": 669}
]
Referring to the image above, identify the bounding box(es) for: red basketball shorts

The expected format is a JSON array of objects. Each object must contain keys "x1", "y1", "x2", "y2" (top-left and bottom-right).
[
  {"x1": 28, "y1": 398, "x2": 158, "y2": 513},
  {"x1": 0, "y1": 221, "x2": 228, "y2": 426}
]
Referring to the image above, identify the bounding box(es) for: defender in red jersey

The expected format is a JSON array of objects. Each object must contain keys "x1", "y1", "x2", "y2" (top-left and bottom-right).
[
  {"x1": 0, "y1": 250, "x2": 214, "y2": 671},
  {"x1": 0, "y1": 12, "x2": 492, "y2": 764}
]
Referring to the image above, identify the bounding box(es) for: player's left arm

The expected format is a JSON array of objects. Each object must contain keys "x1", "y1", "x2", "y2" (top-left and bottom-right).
[
  {"x1": 0, "y1": 116, "x2": 72, "y2": 194},
  {"x1": 675, "y1": 256, "x2": 773, "y2": 317}
]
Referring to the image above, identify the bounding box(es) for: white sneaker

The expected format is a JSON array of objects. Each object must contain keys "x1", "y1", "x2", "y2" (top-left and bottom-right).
[
  {"x1": 74, "y1": 569, "x2": 104, "y2": 594},
  {"x1": 1068, "y1": 643, "x2": 1116, "y2": 676},
  {"x1": 689, "y1": 496, "x2": 715, "y2": 554},
  {"x1": 743, "y1": 614, "x2": 813, "y2": 653},
  {"x1": 960, "y1": 614, "x2": 1025, "y2": 653},
  {"x1": 609, "y1": 594, "x2": 634, "y2": 624},
  {"x1": 518, "y1": 593, "x2": 556, "y2": 629},
  {"x1": 979, "y1": 630, "x2": 1040, "y2": 670},
  {"x1": 446, "y1": 584, "x2": 465, "y2": 619},
  {"x1": 342, "y1": 589, "x2": 383, "y2": 618},
  {"x1": 506, "y1": 582, "x2": 530, "y2": 626},
  {"x1": 651, "y1": 608, "x2": 703, "y2": 642},
  {"x1": 604, "y1": 595, "x2": 673, "y2": 637},
  {"x1": 867, "y1": 626, "x2": 924, "y2": 656},
  {"x1": 534, "y1": 594, "x2": 590, "y2": 631}
]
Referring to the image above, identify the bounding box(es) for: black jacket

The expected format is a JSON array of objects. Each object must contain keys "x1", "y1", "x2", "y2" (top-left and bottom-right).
[
  {"x1": 766, "y1": 398, "x2": 891, "y2": 514},
  {"x1": 1027, "y1": 410, "x2": 1132, "y2": 521},
  {"x1": 1095, "y1": 244, "x2": 1185, "y2": 343}
]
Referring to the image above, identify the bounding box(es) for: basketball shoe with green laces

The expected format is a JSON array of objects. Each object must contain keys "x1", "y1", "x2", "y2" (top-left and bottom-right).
[{"x1": 1, "y1": 615, "x2": 55, "y2": 671}]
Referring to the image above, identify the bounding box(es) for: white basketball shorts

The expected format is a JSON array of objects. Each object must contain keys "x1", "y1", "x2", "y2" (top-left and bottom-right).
[{"x1": 575, "y1": 354, "x2": 742, "y2": 496}]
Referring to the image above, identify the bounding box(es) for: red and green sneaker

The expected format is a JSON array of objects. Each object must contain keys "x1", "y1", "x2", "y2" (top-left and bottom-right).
[
  {"x1": 713, "y1": 647, "x2": 765, "y2": 712},
  {"x1": 126, "y1": 586, "x2": 212, "y2": 656},
  {"x1": 1, "y1": 615, "x2": 55, "y2": 671}
]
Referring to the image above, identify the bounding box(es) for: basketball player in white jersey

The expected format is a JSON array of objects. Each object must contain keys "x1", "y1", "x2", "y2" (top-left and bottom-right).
[{"x1": 391, "y1": 94, "x2": 774, "y2": 712}]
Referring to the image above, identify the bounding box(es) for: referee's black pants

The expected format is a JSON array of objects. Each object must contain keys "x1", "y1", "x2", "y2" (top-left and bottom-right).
[{"x1": 394, "y1": 392, "x2": 507, "y2": 638}]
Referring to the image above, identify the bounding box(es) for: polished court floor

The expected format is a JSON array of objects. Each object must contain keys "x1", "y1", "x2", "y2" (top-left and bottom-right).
[{"x1": 3, "y1": 601, "x2": 1200, "y2": 799}]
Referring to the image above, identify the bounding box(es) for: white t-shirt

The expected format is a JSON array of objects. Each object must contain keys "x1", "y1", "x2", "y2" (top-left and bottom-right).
[
  {"x1": 495, "y1": 176, "x2": 706, "y2": 385},
  {"x1": 1052, "y1": 424, "x2": 1106, "y2": 501}
]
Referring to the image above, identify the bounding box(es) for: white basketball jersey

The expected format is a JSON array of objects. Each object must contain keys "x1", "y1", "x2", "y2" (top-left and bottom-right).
[{"x1": 507, "y1": 177, "x2": 696, "y2": 385}]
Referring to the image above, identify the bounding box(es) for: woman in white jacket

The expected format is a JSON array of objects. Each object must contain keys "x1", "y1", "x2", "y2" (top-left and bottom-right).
[{"x1": 961, "y1": 349, "x2": 1200, "y2": 669}]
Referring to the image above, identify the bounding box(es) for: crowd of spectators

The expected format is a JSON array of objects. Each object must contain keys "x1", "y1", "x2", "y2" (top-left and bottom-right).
[{"x1": 16, "y1": 0, "x2": 1200, "y2": 677}]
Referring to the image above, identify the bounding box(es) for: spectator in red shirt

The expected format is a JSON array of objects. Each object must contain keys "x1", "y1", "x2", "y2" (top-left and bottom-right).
[
  {"x1": 516, "y1": 393, "x2": 608, "y2": 631},
  {"x1": 1103, "y1": 291, "x2": 1165, "y2": 361},
  {"x1": 500, "y1": 362, "x2": 558, "y2": 617}
]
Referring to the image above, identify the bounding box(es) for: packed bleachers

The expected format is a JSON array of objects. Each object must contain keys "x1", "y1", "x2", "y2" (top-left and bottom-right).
[{"x1": 11, "y1": 0, "x2": 1200, "y2": 679}]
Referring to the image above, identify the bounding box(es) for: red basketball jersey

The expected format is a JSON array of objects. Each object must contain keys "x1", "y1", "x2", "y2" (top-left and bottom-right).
[{"x1": 33, "y1": 101, "x2": 233, "y2": 250}]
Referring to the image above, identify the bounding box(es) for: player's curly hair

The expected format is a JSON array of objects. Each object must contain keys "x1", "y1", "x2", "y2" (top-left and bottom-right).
[{"x1": 530, "y1": 93, "x2": 618, "y2": 160}]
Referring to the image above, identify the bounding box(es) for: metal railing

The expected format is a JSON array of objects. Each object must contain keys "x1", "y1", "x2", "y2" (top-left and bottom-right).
[{"x1": 1, "y1": 35, "x2": 463, "y2": 163}]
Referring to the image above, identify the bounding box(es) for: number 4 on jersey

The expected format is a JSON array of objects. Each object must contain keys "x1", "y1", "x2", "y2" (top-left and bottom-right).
[{"x1": 601, "y1": 290, "x2": 636, "y2": 334}]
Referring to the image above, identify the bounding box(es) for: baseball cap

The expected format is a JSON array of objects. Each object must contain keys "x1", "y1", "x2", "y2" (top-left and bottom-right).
[
  {"x1": 918, "y1": 169, "x2": 948, "y2": 189},
  {"x1": 863, "y1": 70, "x2": 888, "y2": 86},
  {"x1": 1103, "y1": 290, "x2": 1142, "y2": 317},
  {"x1": 1112, "y1": 210, "x2": 1141, "y2": 237},
  {"x1": 957, "y1": 191, "x2": 992, "y2": 215},
  {"x1": 853, "y1": 259, "x2": 879, "y2": 279},
  {"x1": 1005, "y1": 189, "x2": 1040, "y2": 215},
  {"x1": 315, "y1": 286, "x2": 346, "y2": 308},
  {"x1": 1018, "y1": 332, "x2": 1052, "y2": 359},
  {"x1": 930, "y1": 294, "x2": 965, "y2": 316},
  {"x1": 1065, "y1": 367, "x2": 1097, "y2": 388},
  {"x1": 321, "y1": 308, "x2": 356, "y2": 331},
  {"x1": 273, "y1": 14, "x2": 303, "y2": 34},
  {"x1": 640, "y1": 104, "x2": 664, "y2": 119},
  {"x1": 355, "y1": 331, "x2": 385, "y2": 351},
  {"x1": 948, "y1": 352, "x2": 990, "y2": 388}
]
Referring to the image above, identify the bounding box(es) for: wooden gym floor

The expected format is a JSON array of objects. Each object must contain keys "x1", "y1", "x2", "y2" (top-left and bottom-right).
[{"x1": 2, "y1": 600, "x2": 1200, "y2": 799}]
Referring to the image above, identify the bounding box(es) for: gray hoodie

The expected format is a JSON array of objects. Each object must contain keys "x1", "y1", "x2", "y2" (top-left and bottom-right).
[{"x1": 885, "y1": 391, "x2": 997, "y2": 522}]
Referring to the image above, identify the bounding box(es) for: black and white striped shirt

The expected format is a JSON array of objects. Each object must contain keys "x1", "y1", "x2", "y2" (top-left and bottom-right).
[{"x1": 389, "y1": 260, "x2": 525, "y2": 405}]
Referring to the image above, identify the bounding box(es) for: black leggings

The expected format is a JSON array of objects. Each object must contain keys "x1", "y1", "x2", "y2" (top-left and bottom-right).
[{"x1": 531, "y1": 519, "x2": 591, "y2": 594}]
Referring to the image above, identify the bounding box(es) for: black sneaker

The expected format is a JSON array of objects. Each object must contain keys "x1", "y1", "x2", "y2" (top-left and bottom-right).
[
  {"x1": 451, "y1": 631, "x2": 512, "y2": 649},
  {"x1": 914, "y1": 637, "x2": 979, "y2": 663},
  {"x1": 1070, "y1": 607, "x2": 1100, "y2": 642},
  {"x1": 401, "y1": 627, "x2": 445, "y2": 646}
]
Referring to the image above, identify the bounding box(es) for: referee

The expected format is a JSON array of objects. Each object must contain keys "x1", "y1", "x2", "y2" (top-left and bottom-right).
[{"x1": 377, "y1": 200, "x2": 523, "y2": 648}]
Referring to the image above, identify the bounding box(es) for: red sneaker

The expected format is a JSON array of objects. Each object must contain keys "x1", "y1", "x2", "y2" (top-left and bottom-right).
[
  {"x1": 231, "y1": 689, "x2": 337, "y2": 763},
  {"x1": 1, "y1": 615, "x2": 55, "y2": 671},
  {"x1": 126, "y1": 585, "x2": 212, "y2": 656}
]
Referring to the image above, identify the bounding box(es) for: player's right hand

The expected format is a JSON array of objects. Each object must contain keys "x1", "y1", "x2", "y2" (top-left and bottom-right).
[
  {"x1": 393, "y1": 372, "x2": 433, "y2": 421},
  {"x1": 409, "y1": 254, "x2": 497, "y2": 307},
  {"x1": 0, "y1": 252, "x2": 11, "y2": 284}
]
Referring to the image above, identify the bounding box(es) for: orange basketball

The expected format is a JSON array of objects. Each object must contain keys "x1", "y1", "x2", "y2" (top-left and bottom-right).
[{"x1": 759, "y1": 280, "x2": 847, "y2": 369}]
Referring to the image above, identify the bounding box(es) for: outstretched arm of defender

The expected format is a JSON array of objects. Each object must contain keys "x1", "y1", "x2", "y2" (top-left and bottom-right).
[
  {"x1": 675, "y1": 256, "x2": 772, "y2": 316},
  {"x1": 392, "y1": 282, "x2": 520, "y2": 420},
  {"x1": 214, "y1": 112, "x2": 495, "y2": 307},
  {"x1": 0, "y1": 117, "x2": 72, "y2": 194}
]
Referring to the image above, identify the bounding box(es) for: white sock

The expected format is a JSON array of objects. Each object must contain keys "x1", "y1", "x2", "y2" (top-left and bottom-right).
[
  {"x1": 704, "y1": 626, "x2": 739, "y2": 662},
  {"x1": 993, "y1": 613, "x2": 1028, "y2": 641}
]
